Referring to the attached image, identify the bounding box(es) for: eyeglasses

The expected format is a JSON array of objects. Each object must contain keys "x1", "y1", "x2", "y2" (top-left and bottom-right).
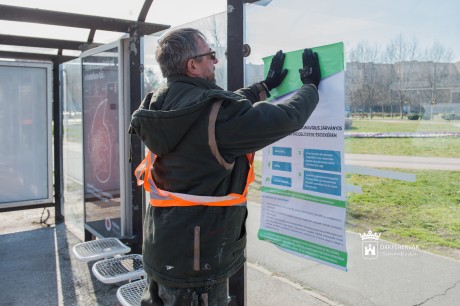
[{"x1": 191, "y1": 50, "x2": 216, "y2": 61}]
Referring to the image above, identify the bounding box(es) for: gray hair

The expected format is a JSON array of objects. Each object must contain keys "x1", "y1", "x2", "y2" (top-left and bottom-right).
[{"x1": 155, "y1": 28, "x2": 207, "y2": 78}]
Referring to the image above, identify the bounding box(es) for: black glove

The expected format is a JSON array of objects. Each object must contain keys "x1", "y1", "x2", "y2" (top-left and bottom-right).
[
  {"x1": 299, "y1": 49, "x2": 320, "y2": 88},
  {"x1": 262, "y1": 50, "x2": 288, "y2": 91}
]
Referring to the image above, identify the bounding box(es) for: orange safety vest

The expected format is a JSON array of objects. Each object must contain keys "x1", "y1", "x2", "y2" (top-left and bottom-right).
[{"x1": 134, "y1": 150, "x2": 255, "y2": 207}]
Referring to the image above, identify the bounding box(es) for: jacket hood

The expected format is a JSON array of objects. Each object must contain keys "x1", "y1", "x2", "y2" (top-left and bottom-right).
[{"x1": 130, "y1": 77, "x2": 244, "y2": 156}]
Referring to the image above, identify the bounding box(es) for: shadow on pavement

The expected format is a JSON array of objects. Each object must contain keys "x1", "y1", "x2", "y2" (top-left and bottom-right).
[{"x1": 0, "y1": 210, "x2": 122, "y2": 306}]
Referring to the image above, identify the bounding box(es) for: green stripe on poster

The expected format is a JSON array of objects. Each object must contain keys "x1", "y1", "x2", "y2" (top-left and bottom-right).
[
  {"x1": 258, "y1": 229, "x2": 347, "y2": 268},
  {"x1": 263, "y1": 42, "x2": 344, "y2": 99},
  {"x1": 261, "y1": 186, "x2": 346, "y2": 208}
]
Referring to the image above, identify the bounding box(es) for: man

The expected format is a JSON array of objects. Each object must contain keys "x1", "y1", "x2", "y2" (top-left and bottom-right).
[{"x1": 130, "y1": 27, "x2": 321, "y2": 306}]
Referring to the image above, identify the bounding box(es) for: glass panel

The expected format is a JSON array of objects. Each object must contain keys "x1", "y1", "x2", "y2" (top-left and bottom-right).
[
  {"x1": 0, "y1": 62, "x2": 51, "y2": 207},
  {"x1": 143, "y1": 12, "x2": 228, "y2": 92},
  {"x1": 141, "y1": 13, "x2": 227, "y2": 207},
  {"x1": 82, "y1": 46, "x2": 121, "y2": 237},
  {"x1": 245, "y1": 0, "x2": 460, "y2": 296},
  {"x1": 62, "y1": 58, "x2": 84, "y2": 240}
]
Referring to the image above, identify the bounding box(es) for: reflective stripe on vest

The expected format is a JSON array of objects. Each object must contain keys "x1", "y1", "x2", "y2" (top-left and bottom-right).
[{"x1": 134, "y1": 150, "x2": 255, "y2": 207}]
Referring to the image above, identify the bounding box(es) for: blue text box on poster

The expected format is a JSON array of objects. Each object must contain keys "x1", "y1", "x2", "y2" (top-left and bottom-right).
[
  {"x1": 272, "y1": 176, "x2": 292, "y2": 187},
  {"x1": 273, "y1": 147, "x2": 292, "y2": 157},
  {"x1": 303, "y1": 170, "x2": 341, "y2": 196},
  {"x1": 272, "y1": 161, "x2": 292, "y2": 172},
  {"x1": 304, "y1": 149, "x2": 341, "y2": 172}
]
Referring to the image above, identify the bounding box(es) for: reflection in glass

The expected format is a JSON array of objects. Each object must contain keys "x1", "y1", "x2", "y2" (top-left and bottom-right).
[
  {"x1": 143, "y1": 12, "x2": 228, "y2": 93},
  {"x1": 82, "y1": 47, "x2": 121, "y2": 238},
  {"x1": 62, "y1": 59, "x2": 84, "y2": 240}
]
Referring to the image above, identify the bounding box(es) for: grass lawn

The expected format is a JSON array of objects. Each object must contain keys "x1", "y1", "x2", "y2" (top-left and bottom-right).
[
  {"x1": 346, "y1": 169, "x2": 460, "y2": 258},
  {"x1": 345, "y1": 137, "x2": 460, "y2": 157},
  {"x1": 344, "y1": 119, "x2": 460, "y2": 258},
  {"x1": 346, "y1": 119, "x2": 460, "y2": 157}
]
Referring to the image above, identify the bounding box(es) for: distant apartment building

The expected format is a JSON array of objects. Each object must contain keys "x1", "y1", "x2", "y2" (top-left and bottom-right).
[
  {"x1": 235, "y1": 60, "x2": 460, "y2": 118},
  {"x1": 345, "y1": 61, "x2": 460, "y2": 117}
]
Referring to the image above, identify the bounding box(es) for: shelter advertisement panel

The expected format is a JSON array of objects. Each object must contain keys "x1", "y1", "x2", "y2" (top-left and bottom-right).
[
  {"x1": 0, "y1": 61, "x2": 52, "y2": 208},
  {"x1": 258, "y1": 43, "x2": 348, "y2": 270},
  {"x1": 82, "y1": 46, "x2": 122, "y2": 237}
]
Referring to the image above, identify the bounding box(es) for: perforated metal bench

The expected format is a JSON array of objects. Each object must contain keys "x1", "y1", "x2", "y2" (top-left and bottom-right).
[
  {"x1": 117, "y1": 278, "x2": 148, "y2": 306},
  {"x1": 72, "y1": 237, "x2": 131, "y2": 262},
  {"x1": 72, "y1": 237, "x2": 146, "y2": 306},
  {"x1": 92, "y1": 254, "x2": 146, "y2": 284}
]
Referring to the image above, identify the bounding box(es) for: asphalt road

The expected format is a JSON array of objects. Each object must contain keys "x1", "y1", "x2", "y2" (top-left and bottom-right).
[{"x1": 345, "y1": 153, "x2": 460, "y2": 171}]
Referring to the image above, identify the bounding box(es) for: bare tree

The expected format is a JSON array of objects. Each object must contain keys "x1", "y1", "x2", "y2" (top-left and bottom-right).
[
  {"x1": 423, "y1": 41, "x2": 453, "y2": 117},
  {"x1": 348, "y1": 41, "x2": 380, "y2": 63},
  {"x1": 347, "y1": 41, "x2": 382, "y2": 118},
  {"x1": 143, "y1": 67, "x2": 160, "y2": 95},
  {"x1": 345, "y1": 62, "x2": 362, "y2": 114},
  {"x1": 375, "y1": 63, "x2": 395, "y2": 118},
  {"x1": 384, "y1": 34, "x2": 420, "y2": 118},
  {"x1": 346, "y1": 36, "x2": 456, "y2": 120},
  {"x1": 206, "y1": 15, "x2": 226, "y2": 87},
  {"x1": 423, "y1": 40, "x2": 453, "y2": 63}
]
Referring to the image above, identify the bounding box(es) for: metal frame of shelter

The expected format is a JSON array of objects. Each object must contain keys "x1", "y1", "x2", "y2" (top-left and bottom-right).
[
  {"x1": 0, "y1": 1, "x2": 259, "y2": 304},
  {"x1": 0, "y1": 2, "x2": 169, "y2": 218}
]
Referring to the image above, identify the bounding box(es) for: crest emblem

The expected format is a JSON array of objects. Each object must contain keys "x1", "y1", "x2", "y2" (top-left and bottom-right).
[{"x1": 359, "y1": 230, "x2": 381, "y2": 260}]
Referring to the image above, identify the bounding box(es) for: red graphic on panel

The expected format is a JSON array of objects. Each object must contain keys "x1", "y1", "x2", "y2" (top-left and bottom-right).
[{"x1": 89, "y1": 99, "x2": 112, "y2": 183}]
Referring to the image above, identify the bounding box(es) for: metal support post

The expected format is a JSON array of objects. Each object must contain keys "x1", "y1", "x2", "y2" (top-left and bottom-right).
[
  {"x1": 227, "y1": 0, "x2": 245, "y2": 92},
  {"x1": 52, "y1": 59, "x2": 63, "y2": 221},
  {"x1": 227, "y1": 1, "x2": 246, "y2": 305},
  {"x1": 128, "y1": 27, "x2": 144, "y2": 254}
]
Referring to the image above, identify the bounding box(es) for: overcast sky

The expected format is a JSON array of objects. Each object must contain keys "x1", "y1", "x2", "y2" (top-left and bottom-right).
[
  {"x1": 0, "y1": 0, "x2": 458, "y2": 62},
  {"x1": 245, "y1": 0, "x2": 460, "y2": 63}
]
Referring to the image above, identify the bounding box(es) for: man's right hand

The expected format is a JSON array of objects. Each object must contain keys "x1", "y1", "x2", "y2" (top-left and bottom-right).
[
  {"x1": 262, "y1": 50, "x2": 288, "y2": 91},
  {"x1": 298, "y1": 49, "x2": 320, "y2": 88}
]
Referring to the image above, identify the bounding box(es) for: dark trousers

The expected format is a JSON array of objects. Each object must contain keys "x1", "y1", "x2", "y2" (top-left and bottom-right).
[{"x1": 141, "y1": 277, "x2": 229, "y2": 306}]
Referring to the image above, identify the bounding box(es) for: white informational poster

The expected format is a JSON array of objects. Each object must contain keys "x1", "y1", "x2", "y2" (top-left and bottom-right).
[{"x1": 258, "y1": 43, "x2": 347, "y2": 270}]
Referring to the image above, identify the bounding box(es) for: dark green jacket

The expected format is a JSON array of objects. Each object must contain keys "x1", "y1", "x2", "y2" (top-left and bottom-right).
[{"x1": 130, "y1": 76, "x2": 318, "y2": 287}]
